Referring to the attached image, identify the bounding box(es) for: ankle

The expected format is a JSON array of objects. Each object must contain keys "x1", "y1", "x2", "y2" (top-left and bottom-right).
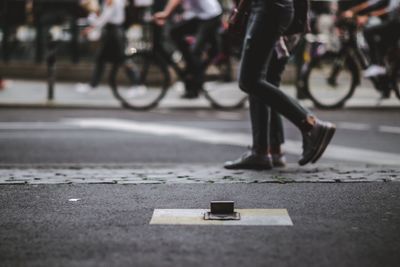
[
  {"x1": 269, "y1": 145, "x2": 282, "y2": 155},
  {"x1": 300, "y1": 115, "x2": 317, "y2": 133},
  {"x1": 251, "y1": 147, "x2": 268, "y2": 155}
]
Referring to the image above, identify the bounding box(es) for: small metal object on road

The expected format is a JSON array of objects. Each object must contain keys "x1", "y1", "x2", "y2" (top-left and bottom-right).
[
  {"x1": 68, "y1": 198, "x2": 80, "y2": 202},
  {"x1": 204, "y1": 201, "x2": 240, "y2": 220}
]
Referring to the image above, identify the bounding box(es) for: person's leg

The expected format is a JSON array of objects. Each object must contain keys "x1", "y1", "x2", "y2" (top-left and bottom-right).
[
  {"x1": 224, "y1": 50, "x2": 288, "y2": 170},
  {"x1": 267, "y1": 54, "x2": 288, "y2": 167},
  {"x1": 251, "y1": 52, "x2": 287, "y2": 154},
  {"x1": 362, "y1": 20, "x2": 397, "y2": 78},
  {"x1": 239, "y1": 0, "x2": 335, "y2": 166},
  {"x1": 378, "y1": 19, "x2": 400, "y2": 59},
  {"x1": 239, "y1": 0, "x2": 309, "y2": 129},
  {"x1": 170, "y1": 19, "x2": 199, "y2": 64},
  {"x1": 89, "y1": 28, "x2": 108, "y2": 88},
  {"x1": 170, "y1": 19, "x2": 199, "y2": 96},
  {"x1": 224, "y1": 96, "x2": 273, "y2": 170},
  {"x1": 190, "y1": 16, "x2": 221, "y2": 90},
  {"x1": 89, "y1": 57, "x2": 105, "y2": 88},
  {"x1": 363, "y1": 23, "x2": 386, "y2": 66},
  {"x1": 224, "y1": 43, "x2": 287, "y2": 169}
]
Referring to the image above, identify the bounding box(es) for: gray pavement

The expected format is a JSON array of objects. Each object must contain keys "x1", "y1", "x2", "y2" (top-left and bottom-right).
[
  {"x1": 0, "y1": 96, "x2": 399, "y2": 266},
  {"x1": 1, "y1": 163, "x2": 399, "y2": 185},
  {"x1": 0, "y1": 79, "x2": 399, "y2": 109},
  {"x1": 1, "y1": 183, "x2": 400, "y2": 267}
]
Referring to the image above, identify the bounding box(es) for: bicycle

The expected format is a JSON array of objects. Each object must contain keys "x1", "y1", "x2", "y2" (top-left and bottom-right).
[
  {"x1": 109, "y1": 21, "x2": 247, "y2": 111},
  {"x1": 298, "y1": 17, "x2": 400, "y2": 109}
]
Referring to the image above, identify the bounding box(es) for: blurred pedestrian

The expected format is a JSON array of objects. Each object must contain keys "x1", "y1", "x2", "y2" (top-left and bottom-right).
[
  {"x1": 153, "y1": 0, "x2": 223, "y2": 99},
  {"x1": 230, "y1": 0, "x2": 336, "y2": 167},
  {"x1": 77, "y1": 0, "x2": 127, "y2": 93}
]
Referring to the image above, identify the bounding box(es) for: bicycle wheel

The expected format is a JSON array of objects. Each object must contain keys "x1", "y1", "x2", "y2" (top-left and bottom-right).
[
  {"x1": 203, "y1": 54, "x2": 248, "y2": 109},
  {"x1": 304, "y1": 52, "x2": 358, "y2": 109},
  {"x1": 110, "y1": 52, "x2": 170, "y2": 110}
]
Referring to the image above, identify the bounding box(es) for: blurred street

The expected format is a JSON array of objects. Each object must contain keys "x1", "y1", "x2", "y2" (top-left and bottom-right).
[
  {"x1": 0, "y1": 96, "x2": 400, "y2": 266},
  {"x1": 1, "y1": 0, "x2": 400, "y2": 266}
]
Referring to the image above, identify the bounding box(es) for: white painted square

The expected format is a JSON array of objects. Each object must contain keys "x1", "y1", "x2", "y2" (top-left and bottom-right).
[{"x1": 149, "y1": 209, "x2": 293, "y2": 226}]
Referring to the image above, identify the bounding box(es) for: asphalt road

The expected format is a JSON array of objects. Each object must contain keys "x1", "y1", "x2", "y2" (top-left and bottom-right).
[
  {"x1": 0, "y1": 107, "x2": 399, "y2": 165},
  {"x1": 1, "y1": 107, "x2": 400, "y2": 267},
  {"x1": 1, "y1": 183, "x2": 399, "y2": 267}
]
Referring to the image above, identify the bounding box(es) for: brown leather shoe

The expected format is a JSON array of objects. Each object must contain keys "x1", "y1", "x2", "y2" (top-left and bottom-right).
[
  {"x1": 298, "y1": 118, "x2": 336, "y2": 166},
  {"x1": 224, "y1": 151, "x2": 273, "y2": 170}
]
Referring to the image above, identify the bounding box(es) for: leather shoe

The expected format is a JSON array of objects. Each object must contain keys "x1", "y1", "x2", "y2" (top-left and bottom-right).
[
  {"x1": 224, "y1": 151, "x2": 273, "y2": 170},
  {"x1": 298, "y1": 118, "x2": 336, "y2": 166}
]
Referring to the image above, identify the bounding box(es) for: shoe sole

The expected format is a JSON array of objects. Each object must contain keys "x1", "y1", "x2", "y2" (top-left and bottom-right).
[
  {"x1": 224, "y1": 162, "x2": 273, "y2": 170},
  {"x1": 311, "y1": 123, "x2": 336, "y2": 164}
]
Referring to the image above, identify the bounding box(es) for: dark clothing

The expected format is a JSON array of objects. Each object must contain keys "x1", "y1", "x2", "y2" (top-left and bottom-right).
[
  {"x1": 285, "y1": 0, "x2": 310, "y2": 34},
  {"x1": 250, "y1": 51, "x2": 287, "y2": 150},
  {"x1": 239, "y1": 0, "x2": 311, "y2": 130},
  {"x1": 98, "y1": 24, "x2": 125, "y2": 63},
  {"x1": 338, "y1": 0, "x2": 368, "y2": 12},
  {"x1": 170, "y1": 15, "x2": 221, "y2": 90},
  {"x1": 363, "y1": 15, "x2": 400, "y2": 65},
  {"x1": 90, "y1": 24, "x2": 125, "y2": 87}
]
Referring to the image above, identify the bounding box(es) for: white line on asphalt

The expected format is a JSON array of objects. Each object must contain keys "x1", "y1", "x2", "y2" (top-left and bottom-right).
[
  {"x1": 64, "y1": 118, "x2": 400, "y2": 166},
  {"x1": 379, "y1": 126, "x2": 400, "y2": 135},
  {"x1": 216, "y1": 112, "x2": 242, "y2": 121},
  {"x1": 337, "y1": 122, "x2": 400, "y2": 135},
  {"x1": 337, "y1": 122, "x2": 371, "y2": 131}
]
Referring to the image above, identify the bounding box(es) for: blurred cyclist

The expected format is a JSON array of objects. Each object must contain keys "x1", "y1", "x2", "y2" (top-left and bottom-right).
[
  {"x1": 341, "y1": 0, "x2": 400, "y2": 78},
  {"x1": 154, "y1": 0, "x2": 222, "y2": 99}
]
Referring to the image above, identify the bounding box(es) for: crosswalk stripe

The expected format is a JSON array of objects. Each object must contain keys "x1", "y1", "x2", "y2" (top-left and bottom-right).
[{"x1": 379, "y1": 126, "x2": 400, "y2": 135}]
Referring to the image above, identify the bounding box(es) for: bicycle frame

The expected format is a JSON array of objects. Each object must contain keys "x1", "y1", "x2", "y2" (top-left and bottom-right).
[{"x1": 150, "y1": 23, "x2": 233, "y2": 84}]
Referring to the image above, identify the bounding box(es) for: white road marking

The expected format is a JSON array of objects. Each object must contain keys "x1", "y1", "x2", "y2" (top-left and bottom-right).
[
  {"x1": 149, "y1": 209, "x2": 293, "y2": 226},
  {"x1": 64, "y1": 118, "x2": 400, "y2": 166},
  {"x1": 216, "y1": 112, "x2": 242, "y2": 121},
  {"x1": 337, "y1": 122, "x2": 371, "y2": 131},
  {"x1": 379, "y1": 126, "x2": 400, "y2": 135}
]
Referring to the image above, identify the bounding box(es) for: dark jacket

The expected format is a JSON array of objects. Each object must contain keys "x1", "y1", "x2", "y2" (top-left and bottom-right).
[
  {"x1": 285, "y1": 0, "x2": 310, "y2": 35},
  {"x1": 229, "y1": 0, "x2": 310, "y2": 40}
]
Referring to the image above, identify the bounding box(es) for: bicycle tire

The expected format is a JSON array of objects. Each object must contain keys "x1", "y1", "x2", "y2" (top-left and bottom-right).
[
  {"x1": 203, "y1": 54, "x2": 248, "y2": 110},
  {"x1": 110, "y1": 52, "x2": 170, "y2": 111},
  {"x1": 303, "y1": 52, "x2": 358, "y2": 109}
]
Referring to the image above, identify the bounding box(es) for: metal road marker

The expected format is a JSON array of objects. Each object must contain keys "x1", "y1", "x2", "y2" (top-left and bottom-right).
[
  {"x1": 204, "y1": 201, "x2": 240, "y2": 220},
  {"x1": 150, "y1": 208, "x2": 293, "y2": 226}
]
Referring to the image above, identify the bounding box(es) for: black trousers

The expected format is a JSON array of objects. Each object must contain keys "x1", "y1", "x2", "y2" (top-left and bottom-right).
[
  {"x1": 250, "y1": 50, "x2": 288, "y2": 151},
  {"x1": 170, "y1": 16, "x2": 221, "y2": 90},
  {"x1": 90, "y1": 24, "x2": 126, "y2": 88},
  {"x1": 239, "y1": 0, "x2": 311, "y2": 130},
  {"x1": 363, "y1": 17, "x2": 400, "y2": 65}
]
